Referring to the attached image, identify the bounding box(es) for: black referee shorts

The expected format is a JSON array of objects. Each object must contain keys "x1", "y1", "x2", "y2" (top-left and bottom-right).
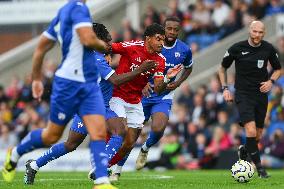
[{"x1": 235, "y1": 91, "x2": 268, "y2": 128}]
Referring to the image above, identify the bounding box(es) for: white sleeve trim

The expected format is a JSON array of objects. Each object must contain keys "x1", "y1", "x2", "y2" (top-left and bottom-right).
[
  {"x1": 104, "y1": 70, "x2": 115, "y2": 80},
  {"x1": 74, "y1": 22, "x2": 92, "y2": 29},
  {"x1": 184, "y1": 60, "x2": 194, "y2": 68},
  {"x1": 43, "y1": 31, "x2": 57, "y2": 41}
]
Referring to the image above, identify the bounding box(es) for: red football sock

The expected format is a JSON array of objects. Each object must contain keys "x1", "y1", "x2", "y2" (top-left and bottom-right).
[
  {"x1": 106, "y1": 133, "x2": 111, "y2": 143},
  {"x1": 108, "y1": 152, "x2": 123, "y2": 167}
]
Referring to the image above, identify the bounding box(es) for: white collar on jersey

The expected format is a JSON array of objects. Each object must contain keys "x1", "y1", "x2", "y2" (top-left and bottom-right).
[{"x1": 163, "y1": 39, "x2": 177, "y2": 49}]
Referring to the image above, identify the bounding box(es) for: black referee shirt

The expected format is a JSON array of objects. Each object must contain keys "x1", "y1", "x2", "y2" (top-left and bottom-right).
[{"x1": 221, "y1": 40, "x2": 281, "y2": 92}]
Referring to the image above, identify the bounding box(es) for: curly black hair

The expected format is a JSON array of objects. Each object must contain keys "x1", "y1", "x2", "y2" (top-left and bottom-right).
[
  {"x1": 92, "y1": 23, "x2": 112, "y2": 43},
  {"x1": 143, "y1": 23, "x2": 165, "y2": 39}
]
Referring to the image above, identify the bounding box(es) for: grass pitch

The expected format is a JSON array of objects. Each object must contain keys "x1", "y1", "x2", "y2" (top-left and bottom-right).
[{"x1": 0, "y1": 170, "x2": 283, "y2": 189}]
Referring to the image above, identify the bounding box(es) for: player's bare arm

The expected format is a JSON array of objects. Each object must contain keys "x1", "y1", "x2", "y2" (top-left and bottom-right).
[
  {"x1": 32, "y1": 35, "x2": 55, "y2": 101},
  {"x1": 77, "y1": 26, "x2": 110, "y2": 53},
  {"x1": 108, "y1": 60, "x2": 158, "y2": 86},
  {"x1": 154, "y1": 64, "x2": 182, "y2": 94},
  {"x1": 166, "y1": 67, "x2": 192, "y2": 90}
]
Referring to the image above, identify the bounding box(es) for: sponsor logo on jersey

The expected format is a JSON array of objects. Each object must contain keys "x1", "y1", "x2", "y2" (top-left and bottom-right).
[
  {"x1": 58, "y1": 112, "x2": 66, "y2": 120},
  {"x1": 241, "y1": 52, "x2": 249, "y2": 55},
  {"x1": 257, "y1": 60, "x2": 264, "y2": 68}
]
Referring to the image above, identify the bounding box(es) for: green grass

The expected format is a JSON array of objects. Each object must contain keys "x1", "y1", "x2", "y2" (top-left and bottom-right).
[{"x1": 1, "y1": 170, "x2": 283, "y2": 189}]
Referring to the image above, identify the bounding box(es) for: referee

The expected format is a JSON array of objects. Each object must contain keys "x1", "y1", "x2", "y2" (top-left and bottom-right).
[{"x1": 218, "y1": 20, "x2": 281, "y2": 178}]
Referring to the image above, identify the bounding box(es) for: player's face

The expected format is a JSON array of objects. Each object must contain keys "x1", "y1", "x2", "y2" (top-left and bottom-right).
[
  {"x1": 165, "y1": 21, "x2": 180, "y2": 42},
  {"x1": 148, "y1": 34, "x2": 165, "y2": 53},
  {"x1": 249, "y1": 24, "x2": 265, "y2": 46}
]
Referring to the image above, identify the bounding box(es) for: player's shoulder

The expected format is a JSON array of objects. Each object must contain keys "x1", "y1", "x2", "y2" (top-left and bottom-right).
[
  {"x1": 176, "y1": 39, "x2": 190, "y2": 50},
  {"x1": 94, "y1": 52, "x2": 107, "y2": 63},
  {"x1": 120, "y1": 40, "x2": 144, "y2": 47}
]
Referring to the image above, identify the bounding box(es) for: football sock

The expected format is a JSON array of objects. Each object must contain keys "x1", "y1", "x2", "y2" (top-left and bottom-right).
[
  {"x1": 142, "y1": 131, "x2": 163, "y2": 151},
  {"x1": 114, "y1": 165, "x2": 123, "y2": 174},
  {"x1": 108, "y1": 152, "x2": 123, "y2": 167},
  {"x1": 10, "y1": 147, "x2": 20, "y2": 163},
  {"x1": 106, "y1": 135, "x2": 123, "y2": 161},
  {"x1": 35, "y1": 142, "x2": 68, "y2": 169},
  {"x1": 117, "y1": 152, "x2": 130, "y2": 167},
  {"x1": 90, "y1": 140, "x2": 109, "y2": 184},
  {"x1": 245, "y1": 137, "x2": 262, "y2": 168},
  {"x1": 16, "y1": 129, "x2": 45, "y2": 157}
]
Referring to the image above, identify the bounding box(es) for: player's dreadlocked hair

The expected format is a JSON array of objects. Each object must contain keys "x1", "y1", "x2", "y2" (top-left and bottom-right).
[
  {"x1": 163, "y1": 16, "x2": 181, "y2": 26},
  {"x1": 143, "y1": 23, "x2": 165, "y2": 39},
  {"x1": 92, "y1": 22, "x2": 112, "y2": 43}
]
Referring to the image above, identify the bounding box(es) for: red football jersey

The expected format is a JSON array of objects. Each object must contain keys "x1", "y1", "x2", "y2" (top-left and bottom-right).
[{"x1": 112, "y1": 40, "x2": 165, "y2": 104}]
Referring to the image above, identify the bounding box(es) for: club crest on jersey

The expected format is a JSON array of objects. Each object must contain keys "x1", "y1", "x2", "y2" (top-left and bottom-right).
[
  {"x1": 175, "y1": 52, "x2": 180, "y2": 58},
  {"x1": 58, "y1": 112, "x2": 66, "y2": 120},
  {"x1": 257, "y1": 60, "x2": 264, "y2": 68}
]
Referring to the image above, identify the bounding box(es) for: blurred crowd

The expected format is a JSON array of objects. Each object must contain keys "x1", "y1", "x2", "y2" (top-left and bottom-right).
[
  {"x1": 109, "y1": 0, "x2": 284, "y2": 54},
  {"x1": 1, "y1": 0, "x2": 284, "y2": 170}
]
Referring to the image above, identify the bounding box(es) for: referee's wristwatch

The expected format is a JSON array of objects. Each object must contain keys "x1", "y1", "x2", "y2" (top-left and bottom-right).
[
  {"x1": 221, "y1": 85, "x2": 229, "y2": 92},
  {"x1": 270, "y1": 79, "x2": 275, "y2": 84}
]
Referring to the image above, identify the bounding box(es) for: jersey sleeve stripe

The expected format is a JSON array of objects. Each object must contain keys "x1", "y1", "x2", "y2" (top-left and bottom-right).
[
  {"x1": 184, "y1": 60, "x2": 194, "y2": 68},
  {"x1": 43, "y1": 31, "x2": 57, "y2": 41},
  {"x1": 74, "y1": 22, "x2": 92, "y2": 29},
  {"x1": 104, "y1": 70, "x2": 115, "y2": 80}
]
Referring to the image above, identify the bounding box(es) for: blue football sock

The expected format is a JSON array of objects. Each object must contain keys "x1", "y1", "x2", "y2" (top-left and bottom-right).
[
  {"x1": 90, "y1": 140, "x2": 108, "y2": 179},
  {"x1": 117, "y1": 152, "x2": 130, "y2": 166},
  {"x1": 144, "y1": 131, "x2": 163, "y2": 151},
  {"x1": 106, "y1": 135, "x2": 123, "y2": 161},
  {"x1": 16, "y1": 129, "x2": 45, "y2": 156},
  {"x1": 35, "y1": 142, "x2": 68, "y2": 168}
]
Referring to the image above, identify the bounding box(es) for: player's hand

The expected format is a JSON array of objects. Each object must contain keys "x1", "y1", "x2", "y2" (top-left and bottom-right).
[
  {"x1": 166, "y1": 64, "x2": 183, "y2": 79},
  {"x1": 260, "y1": 80, "x2": 273, "y2": 93},
  {"x1": 223, "y1": 89, "x2": 233, "y2": 103},
  {"x1": 166, "y1": 81, "x2": 180, "y2": 91},
  {"x1": 142, "y1": 82, "x2": 153, "y2": 97},
  {"x1": 32, "y1": 80, "x2": 44, "y2": 102},
  {"x1": 138, "y1": 60, "x2": 158, "y2": 73}
]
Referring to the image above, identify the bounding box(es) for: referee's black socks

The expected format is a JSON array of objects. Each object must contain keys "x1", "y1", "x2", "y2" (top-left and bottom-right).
[{"x1": 245, "y1": 137, "x2": 262, "y2": 169}]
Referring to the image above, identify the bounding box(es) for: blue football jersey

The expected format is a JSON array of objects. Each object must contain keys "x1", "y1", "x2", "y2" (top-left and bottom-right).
[
  {"x1": 43, "y1": 0, "x2": 100, "y2": 83},
  {"x1": 95, "y1": 52, "x2": 115, "y2": 108},
  {"x1": 143, "y1": 39, "x2": 193, "y2": 103}
]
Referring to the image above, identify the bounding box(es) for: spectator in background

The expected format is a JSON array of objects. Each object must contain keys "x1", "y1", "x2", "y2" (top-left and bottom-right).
[
  {"x1": 0, "y1": 85, "x2": 9, "y2": 103},
  {"x1": 265, "y1": 0, "x2": 284, "y2": 16},
  {"x1": 0, "y1": 124, "x2": 18, "y2": 149},
  {"x1": 145, "y1": 132, "x2": 182, "y2": 170},
  {"x1": 211, "y1": 0, "x2": 231, "y2": 29},
  {"x1": 249, "y1": 0, "x2": 268, "y2": 19},
  {"x1": 261, "y1": 129, "x2": 284, "y2": 168}
]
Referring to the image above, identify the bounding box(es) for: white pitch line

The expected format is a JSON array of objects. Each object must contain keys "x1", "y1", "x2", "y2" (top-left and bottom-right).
[{"x1": 0, "y1": 175, "x2": 173, "y2": 182}]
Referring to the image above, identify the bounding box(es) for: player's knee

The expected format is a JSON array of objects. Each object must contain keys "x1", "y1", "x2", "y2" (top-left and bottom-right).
[{"x1": 44, "y1": 135, "x2": 61, "y2": 145}]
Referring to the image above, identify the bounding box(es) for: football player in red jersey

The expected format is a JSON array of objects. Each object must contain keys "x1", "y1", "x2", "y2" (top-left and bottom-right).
[{"x1": 105, "y1": 23, "x2": 182, "y2": 168}]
